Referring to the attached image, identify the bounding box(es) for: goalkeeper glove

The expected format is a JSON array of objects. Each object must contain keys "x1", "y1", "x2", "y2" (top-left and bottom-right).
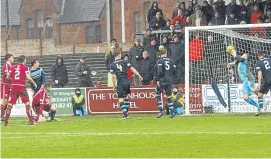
[{"x1": 231, "y1": 50, "x2": 237, "y2": 57}]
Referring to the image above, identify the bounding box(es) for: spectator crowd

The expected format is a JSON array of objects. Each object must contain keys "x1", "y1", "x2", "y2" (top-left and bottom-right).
[{"x1": 105, "y1": 0, "x2": 271, "y2": 86}]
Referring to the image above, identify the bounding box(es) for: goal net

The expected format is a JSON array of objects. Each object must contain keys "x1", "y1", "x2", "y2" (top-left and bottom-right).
[{"x1": 184, "y1": 23, "x2": 271, "y2": 115}]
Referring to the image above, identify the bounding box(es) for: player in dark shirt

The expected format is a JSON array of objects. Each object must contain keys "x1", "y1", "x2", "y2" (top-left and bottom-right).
[
  {"x1": 255, "y1": 51, "x2": 271, "y2": 115},
  {"x1": 154, "y1": 45, "x2": 176, "y2": 118},
  {"x1": 110, "y1": 51, "x2": 143, "y2": 119},
  {"x1": 30, "y1": 59, "x2": 46, "y2": 95}
]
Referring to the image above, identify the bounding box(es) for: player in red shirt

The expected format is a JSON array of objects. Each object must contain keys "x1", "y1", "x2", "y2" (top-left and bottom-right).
[
  {"x1": 1, "y1": 54, "x2": 14, "y2": 121},
  {"x1": 32, "y1": 83, "x2": 56, "y2": 123},
  {"x1": 4, "y1": 55, "x2": 37, "y2": 126}
]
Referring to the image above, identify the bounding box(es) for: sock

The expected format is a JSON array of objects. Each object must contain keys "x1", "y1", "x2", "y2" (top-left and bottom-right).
[
  {"x1": 50, "y1": 110, "x2": 56, "y2": 120},
  {"x1": 73, "y1": 106, "x2": 77, "y2": 115},
  {"x1": 25, "y1": 104, "x2": 33, "y2": 122},
  {"x1": 245, "y1": 98, "x2": 260, "y2": 109},
  {"x1": 1, "y1": 104, "x2": 6, "y2": 117},
  {"x1": 167, "y1": 98, "x2": 174, "y2": 115},
  {"x1": 258, "y1": 97, "x2": 264, "y2": 109},
  {"x1": 124, "y1": 99, "x2": 130, "y2": 113},
  {"x1": 80, "y1": 107, "x2": 84, "y2": 115},
  {"x1": 120, "y1": 102, "x2": 128, "y2": 117},
  {"x1": 155, "y1": 96, "x2": 163, "y2": 112},
  {"x1": 4, "y1": 104, "x2": 12, "y2": 123}
]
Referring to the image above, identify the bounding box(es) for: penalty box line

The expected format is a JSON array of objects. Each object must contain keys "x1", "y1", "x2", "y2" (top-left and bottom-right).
[{"x1": 1, "y1": 131, "x2": 271, "y2": 138}]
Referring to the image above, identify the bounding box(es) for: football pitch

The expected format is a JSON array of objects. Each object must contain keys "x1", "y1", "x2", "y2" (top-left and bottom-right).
[{"x1": 1, "y1": 114, "x2": 271, "y2": 158}]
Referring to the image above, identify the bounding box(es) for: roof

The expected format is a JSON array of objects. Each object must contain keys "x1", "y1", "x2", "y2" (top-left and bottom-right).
[
  {"x1": 58, "y1": 0, "x2": 106, "y2": 24},
  {"x1": 1, "y1": 0, "x2": 22, "y2": 26}
]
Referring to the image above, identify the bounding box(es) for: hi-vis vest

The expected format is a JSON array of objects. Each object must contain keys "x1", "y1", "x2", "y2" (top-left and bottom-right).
[{"x1": 73, "y1": 95, "x2": 84, "y2": 105}]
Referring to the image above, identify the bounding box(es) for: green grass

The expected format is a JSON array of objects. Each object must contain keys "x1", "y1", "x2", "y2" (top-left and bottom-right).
[{"x1": 1, "y1": 114, "x2": 271, "y2": 158}]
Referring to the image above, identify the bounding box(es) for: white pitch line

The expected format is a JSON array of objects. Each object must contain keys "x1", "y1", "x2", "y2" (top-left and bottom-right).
[{"x1": 1, "y1": 131, "x2": 271, "y2": 137}]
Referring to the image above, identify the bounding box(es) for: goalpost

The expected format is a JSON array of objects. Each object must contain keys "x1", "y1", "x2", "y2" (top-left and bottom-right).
[{"x1": 184, "y1": 23, "x2": 271, "y2": 115}]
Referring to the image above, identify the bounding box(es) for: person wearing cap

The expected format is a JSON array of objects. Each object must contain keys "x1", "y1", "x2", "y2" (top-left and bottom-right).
[
  {"x1": 74, "y1": 56, "x2": 94, "y2": 87},
  {"x1": 143, "y1": 29, "x2": 158, "y2": 49},
  {"x1": 145, "y1": 38, "x2": 159, "y2": 61},
  {"x1": 129, "y1": 39, "x2": 144, "y2": 86},
  {"x1": 226, "y1": 11, "x2": 240, "y2": 25},
  {"x1": 71, "y1": 88, "x2": 85, "y2": 116},
  {"x1": 105, "y1": 45, "x2": 117, "y2": 87},
  {"x1": 51, "y1": 55, "x2": 68, "y2": 88}
]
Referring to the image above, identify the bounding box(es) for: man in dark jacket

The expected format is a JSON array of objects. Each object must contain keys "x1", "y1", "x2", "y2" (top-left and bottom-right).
[
  {"x1": 240, "y1": 8, "x2": 251, "y2": 24},
  {"x1": 105, "y1": 45, "x2": 116, "y2": 87},
  {"x1": 150, "y1": 11, "x2": 166, "y2": 30},
  {"x1": 143, "y1": 29, "x2": 158, "y2": 49},
  {"x1": 145, "y1": 38, "x2": 159, "y2": 61},
  {"x1": 75, "y1": 56, "x2": 94, "y2": 87},
  {"x1": 202, "y1": 0, "x2": 214, "y2": 22},
  {"x1": 140, "y1": 51, "x2": 154, "y2": 85},
  {"x1": 226, "y1": 11, "x2": 240, "y2": 25},
  {"x1": 147, "y1": 1, "x2": 163, "y2": 24},
  {"x1": 51, "y1": 56, "x2": 68, "y2": 88},
  {"x1": 226, "y1": 0, "x2": 240, "y2": 18},
  {"x1": 209, "y1": 12, "x2": 225, "y2": 25},
  {"x1": 129, "y1": 39, "x2": 144, "y2": 86},
  {"x1": 169, "y1": 35, "x2": 185, "y2": 84},
  {"x1": 215, "y1": 0, "x2": 227, "y2": 21}
]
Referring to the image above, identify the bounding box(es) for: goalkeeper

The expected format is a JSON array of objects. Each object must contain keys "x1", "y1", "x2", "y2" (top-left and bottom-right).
[{"x1": 227, "y1": 46, "x2": 260, "y2": 112}]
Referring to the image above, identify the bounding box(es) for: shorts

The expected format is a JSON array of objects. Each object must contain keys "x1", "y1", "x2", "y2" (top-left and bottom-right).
[
  {"x1": 155, "y1": 83, "x2": 172, "y2": 97},
  {"x1": 9, "y1": 88, "x2": 29, "y2": 104},
  {"x1": 116, "y1": 82, "x2": 131, "y2": 98},
  {"x1": 242, "y1": 81, "x2": 252, "y2": 95},
  {"x1": 259, "y1": 82, "x2": 271, "y2": 94},
  {"x1": 32, "y1": 104, "x2": 52, "y2": 115},
  {"x1": 1, "y1": 84, "x2": 11, "y2": 99}
]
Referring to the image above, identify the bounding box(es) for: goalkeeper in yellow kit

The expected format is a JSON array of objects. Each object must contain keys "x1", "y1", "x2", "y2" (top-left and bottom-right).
[{"x1": 227, "y1": 46, "x2": 261, "y2": 115}]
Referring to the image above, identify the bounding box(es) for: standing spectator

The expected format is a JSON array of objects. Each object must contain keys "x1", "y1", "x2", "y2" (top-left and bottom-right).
[
  {"x1": 74, "y1": 56, "x2": 94, "y2": 87},
  {"x1": 264, "y1": 9, "x2": 271, "y2": 23},
  {"x1": 161, "y1": 36, "x2": 171, "y2": 57},
  {"x1": 170, "y1": 34, "x2": 185, "y2": 84},
  {"x1": 145, "y1": 38, "x2": 159, "y2": 61},
  {"x1": 215, "y1": 0, "x2": 227, "y2": 21},
  {"x1": 105, "y1": 45, "x2": 116, "y2": 87},
  {"x1": 202, "y1": 0, "x2": 214, "y2": 23},
  {"x1": 150, "y1": 11, "x2": 167, "y2": 30},
  {"x1": 30, "y1": 59, "x2": 46, "y2": 94},
  {"x1": 180, "y1": 2, "x2": 189, "y2": 17},
  {"x1": 226, "y1": 11, "x2": 240, "y2": 24},
  {"x1": 255, "y1": 0, "x2": 265, "y2": 13},
  {"x1": 162, "y1": 19, "x2": 171, "y2": 30},
  {"x1": 239, "y1": 0, "x2": 248, "y2": 11},
  {"x1": 123, "y1": 55, "x2": 133, "y2": 82},
  {"x1": 187, "y1": 1, "x2": 195, "y2": 17},
  {"x1": 171, "y1": 9, "x2": 187, "y2": 27},
  {"x1": 71, "y1": 88, "x2": 85, "y2": 116},
  {"x1": 51, "y1": 55, "x2": 68, "y2": 88},
  {"x1": 226, "y1": 0, "x2": 240, "y2": 18},
  {"x1": 191, "y1": 9, "x2": 208, "y2": 26},
  {"x1": 251, "y1": 4, "x2": 264, "y2": 24},
  {"x1": 167, "y1": 25, "x2": 179, "y2": 42},
  {"x1": 140, "y1": 51, "x2": 154, "y2": 85},
  {"x1": 264, "y1": 0, "x2": 271, "y2": 15},
  {"x1": 147, "y1": 1, "x2": 163, "y2": 24},
  {"x1": 247, "y1": 0, "x2": 255, "y2": 14},
  {"x1": 143, "y1": 29, "x2": 157, "y2": 49},
  {"x1": 172, "y1": 2, "x2": 181, "y2": 19},
  {"x1": 209, "y1": 12, "x2": 225, "y2": 25},
  {"x1": 240, "y1": 8, "x2": 251, "y2": 24},
  {"x1": 129, "y1": 39, "x2": 144, "y2": 86}
]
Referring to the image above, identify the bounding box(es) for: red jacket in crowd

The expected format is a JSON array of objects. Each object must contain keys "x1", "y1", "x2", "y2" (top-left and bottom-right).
[
  {"x1": 171, "y1": 15, "x2": 187, "y2": 26},
  {"x1": 250, "y1": 11, "x2": 264, "y2": 24},
  {"x1": 127, "y1": 68, "x2": 133, "y2": 82}
]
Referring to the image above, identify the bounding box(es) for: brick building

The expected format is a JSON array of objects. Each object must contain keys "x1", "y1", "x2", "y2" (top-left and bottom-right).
[{"x1": 1, "y1": 0, "x2": 179, "y2": 45}]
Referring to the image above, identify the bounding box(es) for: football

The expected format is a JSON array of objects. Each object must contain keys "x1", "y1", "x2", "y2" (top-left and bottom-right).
[{"x1": 226, "y1": 45, "x2": 235, "y2": 54}]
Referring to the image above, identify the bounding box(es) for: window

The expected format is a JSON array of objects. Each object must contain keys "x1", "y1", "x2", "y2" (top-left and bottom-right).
[
  {"x1": 95, "y1": 25, "x2": 102, "y2": 43},
  {"x1": 144, "y1": 1, "x2": 151, "y2": 29},
  {"x1": 26, "y1": 19, "x2": 34, "y2": 39},
  {"x1": 134, "y1": 12, "x2": 142, "y2": 33},
  {"x1": 37, "y1": 10, "x2": 44, "y2": 38},
  {"x1": 46, "y1": 18, "x2": 53, "y2": 38},
  {"x1": 86, "y1": 26, "x2": 94, "y2": 44},
  {"x1": 16, "y1": 26, "x2": 19, "y2": 39}
]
